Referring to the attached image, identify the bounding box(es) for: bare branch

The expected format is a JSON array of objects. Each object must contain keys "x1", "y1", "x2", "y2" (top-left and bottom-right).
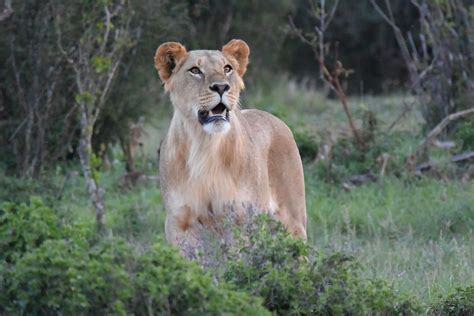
[
  {"x1": 370, "y1": 0, "x2": 397, "y2": 28},
  {"x1": 384, "y1": 0, "x2": 395, "y2": 21},
  {"x1": 325, "y1": 0, "x2": 339, "y2": 29},
  {"x1": 54, "y1": 11, "x2": 75, "y2": 64},
  {"x1": 100, "y1": 5, "x2": 111, "y2": 54},
  {"x1": 417, "y1": 108, "x2": 474, "y2": 157},
  {"x1": 289, "y1": 12, "x2": 365, "y2": 148},
  {"x1": 386, "y1": 100, "x2": 415, "y2": 133},
  {"x1": 94, "y1": 56, "x2": 122, "y2": 122}
]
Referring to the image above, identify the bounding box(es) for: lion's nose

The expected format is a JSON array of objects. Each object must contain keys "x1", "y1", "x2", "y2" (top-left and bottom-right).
[{"x1": 209, "y1": 83, "x2": 230, "y2": 96}]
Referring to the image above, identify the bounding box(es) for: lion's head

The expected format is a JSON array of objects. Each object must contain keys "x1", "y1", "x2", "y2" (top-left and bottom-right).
[{"x1": 155, "y1": 39, "x2": 249, "y2": 134}]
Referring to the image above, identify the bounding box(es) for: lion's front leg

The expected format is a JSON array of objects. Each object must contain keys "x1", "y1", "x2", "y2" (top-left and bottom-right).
[{"x1": 165, "y1": 205, "x2": 202, "y2": 258}]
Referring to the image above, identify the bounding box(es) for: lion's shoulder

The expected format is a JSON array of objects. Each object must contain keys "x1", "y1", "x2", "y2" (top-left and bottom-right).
[{"x1": 241, "y1": 109, "x2": 293, "y2": 135}]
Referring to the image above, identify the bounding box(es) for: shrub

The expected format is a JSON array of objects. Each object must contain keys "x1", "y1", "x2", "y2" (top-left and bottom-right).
[
  {"x1": 202, "y1": 214, "x2": 423, "y2": 315},
  {"x1": 2, "y1": 239, "x2": 133, "y2": 314},
  {"x1": 0, "y1": 197, "x2": 62, "y2": 263},
  {"x1": 430, "y1": 285, "x2": 474, "y2": 316},
  {"x1": 0, "y1": 198, "x2": 269, "y2": 315},
  {"x1": 0, "y1": 174, "x2": 55, "y2": 204},
  {"x1": 315, "y1": 130, "x2": 412, "y2": 183},
  {"x1": 0, "y1": 198, "x2": 425, "y2": 315},
  {"x1": 134, "y1": 242, "x2": 268, "y2": 315},
  {"x1": 454, "y1": 120, "x2": 474, "y2": 152}
]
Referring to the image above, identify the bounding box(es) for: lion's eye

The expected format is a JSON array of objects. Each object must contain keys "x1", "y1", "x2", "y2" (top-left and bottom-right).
[
  {"x1": 224, "y1": 65, "x2": 233, "y2": 74},
  {"x1": 188, "y1": 67, "x2": 202, "y2": 75}
]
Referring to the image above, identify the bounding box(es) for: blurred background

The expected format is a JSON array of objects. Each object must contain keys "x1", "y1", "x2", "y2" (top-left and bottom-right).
[{"x1": 0, "y1": 0, "x2": 473, "y2": 312}]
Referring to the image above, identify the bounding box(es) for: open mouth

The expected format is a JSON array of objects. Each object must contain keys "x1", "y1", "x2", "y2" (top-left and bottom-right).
[{"x1": 198, "y1": 103, "x2": 230, "y2": 125}]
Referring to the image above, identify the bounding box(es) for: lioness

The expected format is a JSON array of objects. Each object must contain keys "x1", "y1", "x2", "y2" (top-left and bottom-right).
[{"x1": 155, "y1": 39, "x2": 307, "y2": 251}]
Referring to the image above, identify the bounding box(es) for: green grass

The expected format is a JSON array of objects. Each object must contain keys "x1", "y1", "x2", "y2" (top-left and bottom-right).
[
  {"x1": 305, "y1": 175, "x2": 474, "y2": 302},
  {"x1": 47, "y1": 170, "x2": 473, "y2": 305},
  {"x1": 243, "y1": 77, "x2": 424, "y2": 136}
]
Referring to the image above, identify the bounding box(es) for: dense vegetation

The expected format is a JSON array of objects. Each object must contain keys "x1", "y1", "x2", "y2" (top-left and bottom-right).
[
  {"x1": 1, "y1": 197, "x2": 469, "y2": 315},
  {"x1": 0, "y1": 0, "x2": 473, "y2": 314},
  {"x1": 0, "y1": 0, "x2": 424, "y2": 175},
  {"x1": 1, "y1": 86, "x2": 473, "y2": 314}
]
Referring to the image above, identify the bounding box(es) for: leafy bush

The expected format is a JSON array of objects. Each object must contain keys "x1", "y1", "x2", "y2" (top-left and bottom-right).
[
  {"x1": 0, "y1": 198, "x2": 268, "y2": 315},
  {"x1": 0, "y1": 198, "x2": 427, "y2": 315},
  {"x1": 454, "y1": 120, "x2": 474, "y2": 151},
  {"x1": 200, "y1": 214, "x2": 423, "y2": 315},
  {"x1": 0, "y1": 197, "x2": 62, "y2": 262},
  {"x1": 134, "y1": 242, "x2": 268, "y2": 315},
  {"x1": 314, "y1": 130, "x2": 412, "y2": 183},
  {"x1": 430, "y1": 285, "x2": 474, "y2": 316},
  {"x1": 2, "y1": 239, "x2": 133, "y2": 314},
  {"x1": 0, "y1": 174, "x2": 56, "y2": 204}
]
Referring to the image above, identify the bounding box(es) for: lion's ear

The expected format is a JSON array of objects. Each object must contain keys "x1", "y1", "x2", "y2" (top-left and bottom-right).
[
  {"x1": 155, "y1": 42, "x2": 188, "y2": 82},
  {"x1": 222, "y1": 39, "x2": 250, "y2": 77}
]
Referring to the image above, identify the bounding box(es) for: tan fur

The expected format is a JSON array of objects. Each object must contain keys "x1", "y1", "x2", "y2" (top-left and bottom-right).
[{"x1": 156, "y1": 39, "x2": 307, "y2": 251}]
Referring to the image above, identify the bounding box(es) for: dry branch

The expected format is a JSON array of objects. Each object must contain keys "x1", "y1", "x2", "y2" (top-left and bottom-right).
[
  {"x1": 289, "y1": 10, "x2": 365, "y2": 149},
  {"x1": 416, "y1": 108, "x2": 474, "y2": 158}
]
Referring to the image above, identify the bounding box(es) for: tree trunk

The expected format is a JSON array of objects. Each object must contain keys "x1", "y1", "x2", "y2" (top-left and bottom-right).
[{"x1": 77, "y1": 104, "x2": 106, "y2": 228}]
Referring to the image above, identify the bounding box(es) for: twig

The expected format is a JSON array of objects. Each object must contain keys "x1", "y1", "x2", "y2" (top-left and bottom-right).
[
  {"x1": 386, "y1": 100, "x2": 415, "y2": 133},
  {"x1": 100, "y1": 5, "x2": 112, "y2": 54},
  {"x1": 288, "y1": 15, "x2": 365, "y2": 148}
]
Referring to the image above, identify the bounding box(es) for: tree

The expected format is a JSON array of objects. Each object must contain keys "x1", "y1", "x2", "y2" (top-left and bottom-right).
[
  {"x1": 55, "y1": 0, "x2": 135, "y2": 227},
  {"x1": 1, "y1": 0, "x2": 75, "y2": 177},
  {"x1": 289, "y1": 0, "x2": 365, "y2": 149},
  {"x1": 371, "y1": 0, "x2": 474, "y2": 132}
]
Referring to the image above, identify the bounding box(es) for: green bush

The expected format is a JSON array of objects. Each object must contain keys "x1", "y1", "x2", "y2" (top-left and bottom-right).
[
  {"x1": 0, "y1": 197, "x2": 62, "y2": 263},
  {"x1": 430, "y1": 285, "x2": 474, "y2": 316},
  {"x1": 215, "y1": 215, "x2": 423, "y2": 315},
  {"x1": 134, "y1": 242, "x2": 268, "y2": 315},
  {"x1": 314, "y1": 129, "x2": 413, "y2": 183},
  {"x1": 2, "y1": 239, "x2": 133, "y2": 314},
  {"x1": 0, "y1": 198, "x2": 427, "y2": 315},
  {"x1": 0, "y1": 174, "x2": 54, "y2": 204},
  {"x1": 454, "y1": 120, "x2": 474, "y2": 151},
  {"x1": 0, "y1": 198, "x2": 268, "y2": 315}
]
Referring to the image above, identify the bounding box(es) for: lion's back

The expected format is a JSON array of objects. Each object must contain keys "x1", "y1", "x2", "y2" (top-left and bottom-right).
[{"x1": 241, "y1": 108, "x2": 307, "y2": 238}]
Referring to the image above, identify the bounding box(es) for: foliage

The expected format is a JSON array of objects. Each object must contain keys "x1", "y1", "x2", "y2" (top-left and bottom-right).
[
  {"x1": 430, "y1": 285, "x2": 474, "y2": 316},
  {"x1": 370, "y1": 0, "x2": 474, "y2": 131},
  {"x1": 0, "y1": 198, "x2": 268, "y2": 315},
  {"x1": 1, "y1": 163, "x2": 473, "y2": 312},
  {"x1": 454, "y1": 119, "x2": 474, "y2": 151},
  {"x1": 196, "y1": 214, "x2": 424, "y2": 315},
  {"x1": 283, "y1": 0, "x2": 418, "y2": 93},
  {"x1": 1, "y1": 0, "x2": 461, "y2": 177},
  {"x1": 3, "y1": 239, "x2": 133, "y2": 314},
  {"x1": 0, "y1": 197, "x2": 62, "y2": 263},
  {"x1": 314, "y1": 125, "x2": 412, "y2": 183},
  {"x1": 0, "y1": 173, "x2": 53, "y2": 204},
  {"x1": 134, "y1": 242, "x2": 268, "y2": 315}
]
